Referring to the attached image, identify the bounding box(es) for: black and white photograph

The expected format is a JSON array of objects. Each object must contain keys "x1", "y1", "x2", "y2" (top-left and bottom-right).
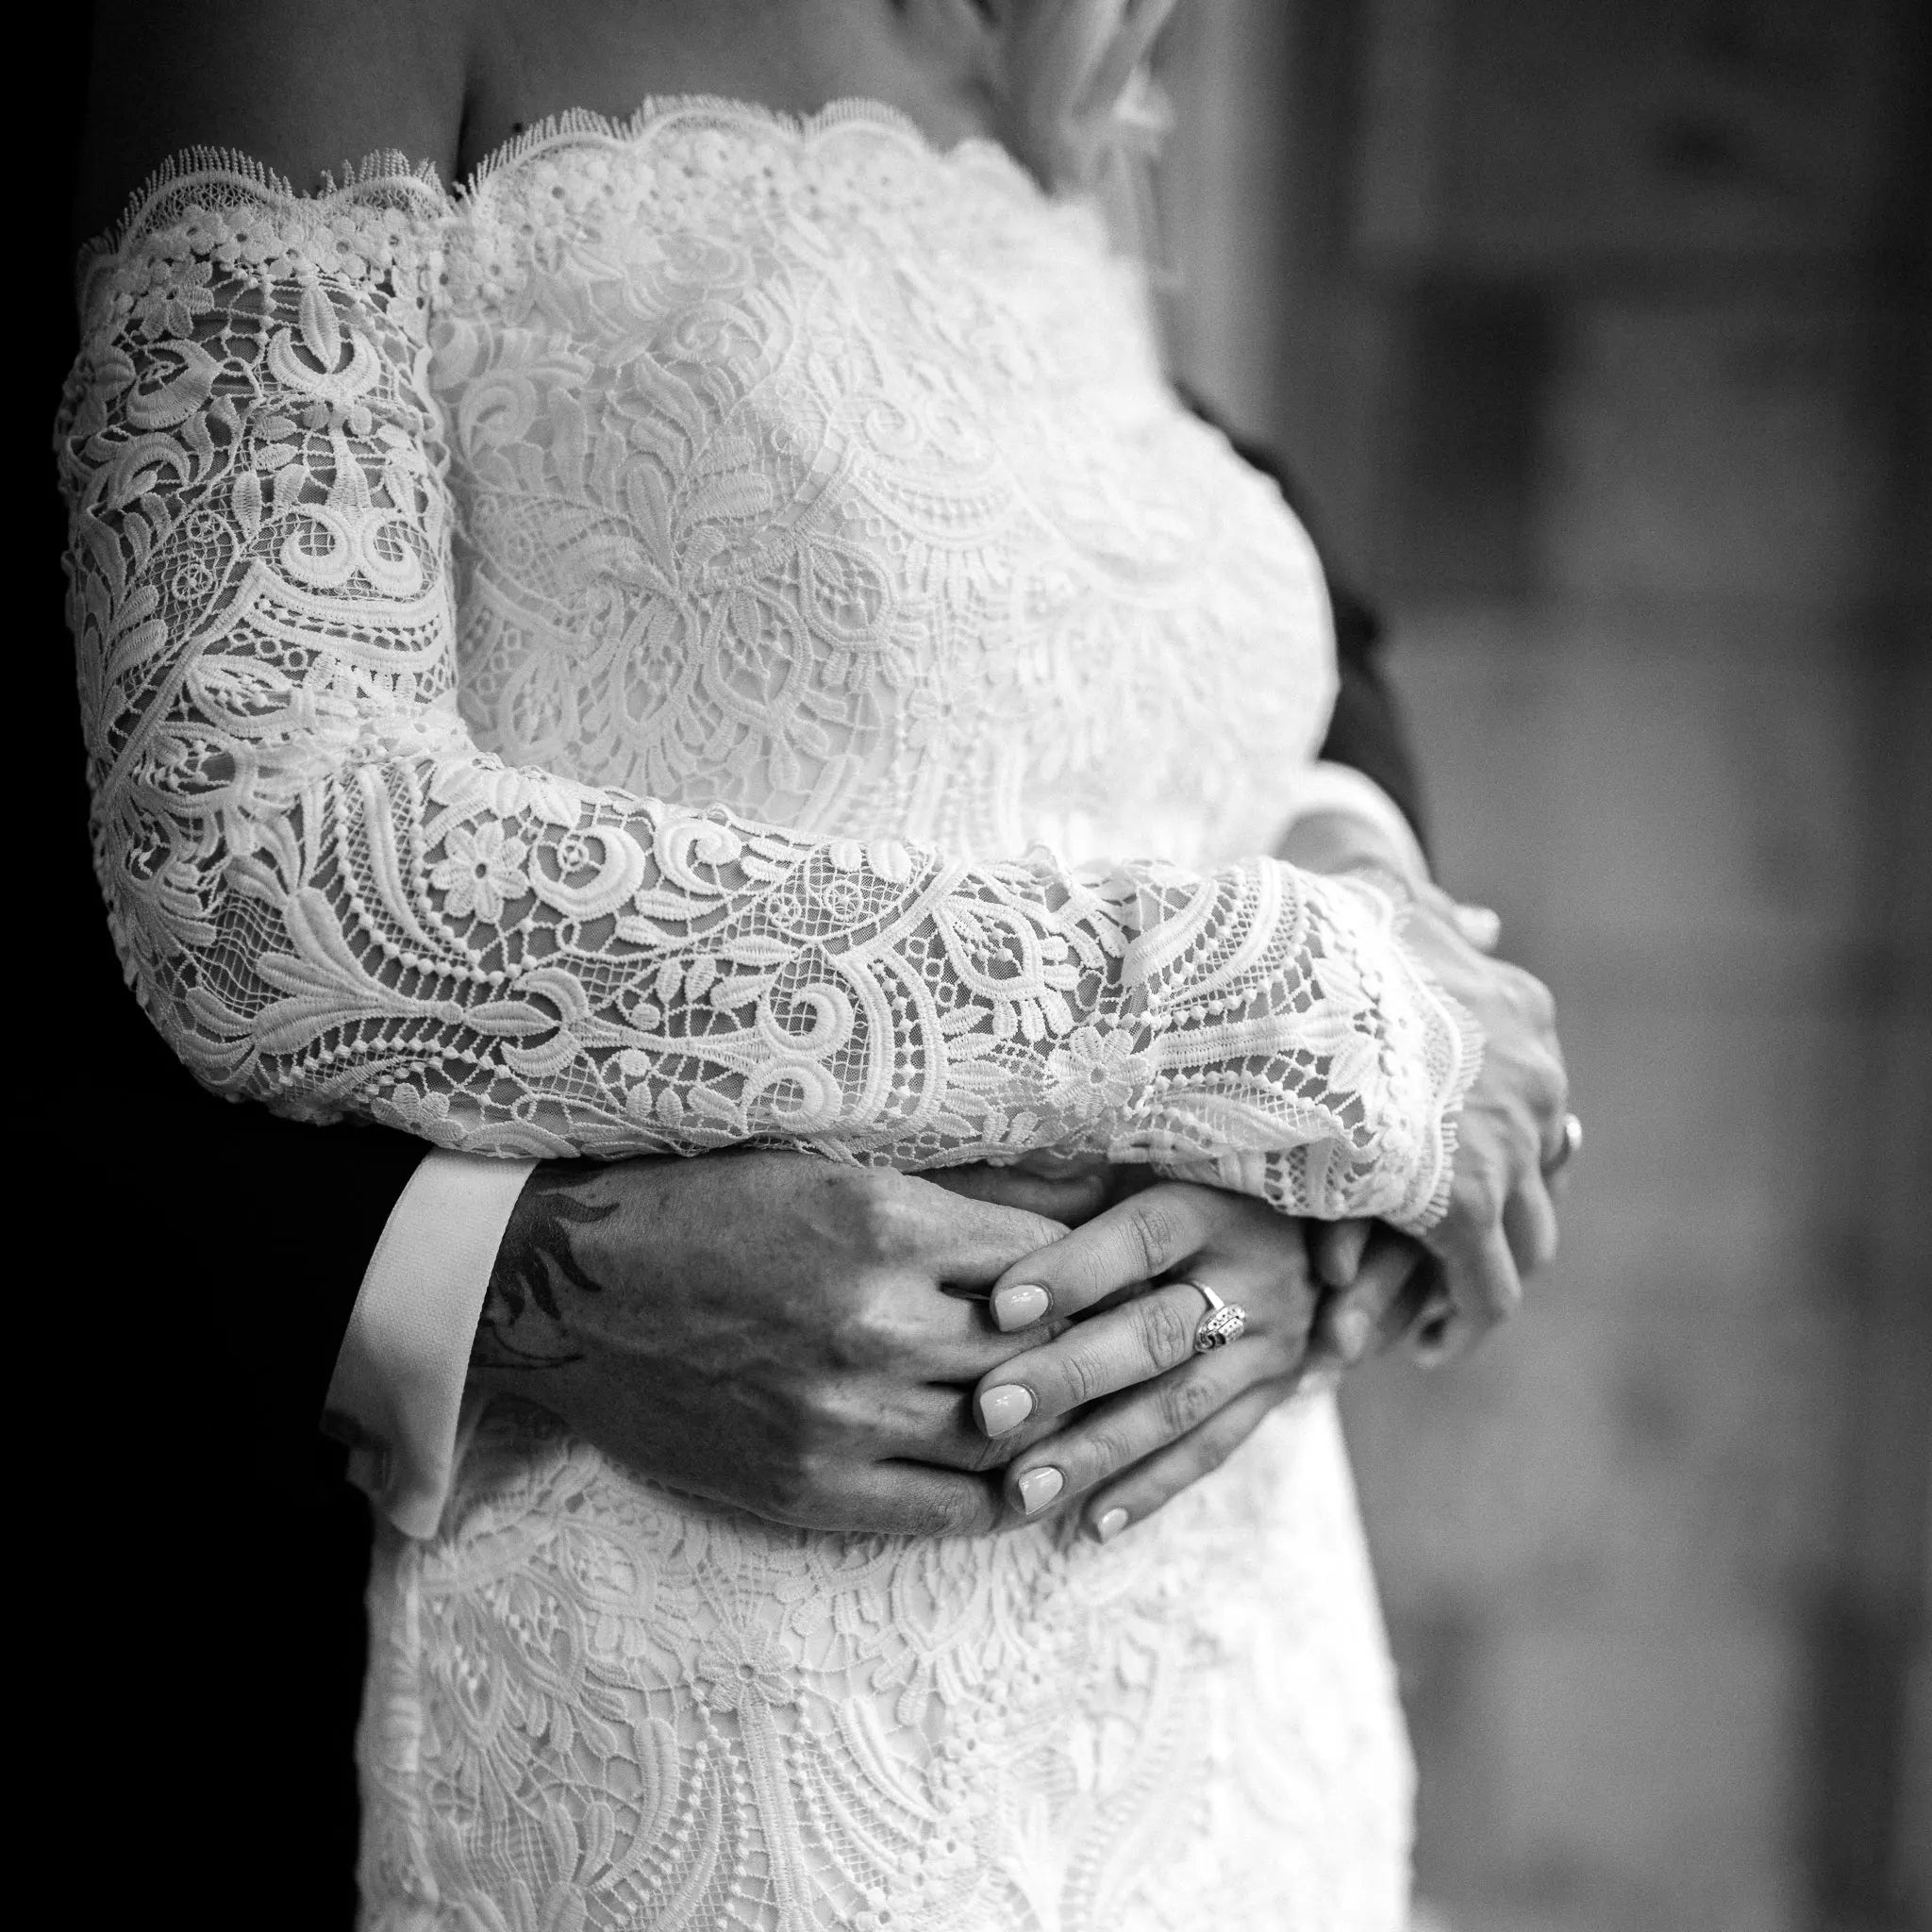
[{"x1": 26, "y1": 3, "x2": 1927, "y2": 1928}]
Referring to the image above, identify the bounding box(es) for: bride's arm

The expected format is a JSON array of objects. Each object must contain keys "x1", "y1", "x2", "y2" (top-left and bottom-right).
[{"x1": 58, "y1": 163, "x2": 1476, "y2": 1230}]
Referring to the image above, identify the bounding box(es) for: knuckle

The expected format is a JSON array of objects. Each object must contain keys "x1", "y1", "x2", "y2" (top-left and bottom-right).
[
  {"x1": 1136, "y1": 1292, "x2": 1197, "y2": 1369},
  {"x1": 792, "y1": 1390, "x2": 852, "y2": 1457},
  {"x1": 837, "y1": 1168, "x2": 916, "y2": 1257},
  {"x1": 765, "y1": 1445, "x2": 828, "y2": 1520},
  {"x1": 827, "y1": 1291, "x2": 904, "y2": 1371},
  {"x1": 1124, "y1": 1196, "x2": 1186, "y2": 1282},
  {"x1": 1159, "y1": 1371, "x2": 1219, "y2": 1437},
  {"x1": 1081, "y1": 1420, "x2": 1136, "y2": 1478},
  {"x1": 907, "y1": 1490, "x2": 983, "y2": 1539},
  {"x1": 1453, "y1": 1165, "x2": 1507, "y2": 1230},
  {"x1": 1058, "y1": 1346, "x2": 1108, "y2": 1410},
  {"x1": 1530, "y1": 1049, "x2": 1568, "y2": 1112}
]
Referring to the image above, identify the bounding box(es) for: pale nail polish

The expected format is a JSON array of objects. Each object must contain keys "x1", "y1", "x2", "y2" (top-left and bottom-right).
[
  {"x1": 1333, "y1": 1307, "x2": 1373, "y2": 1360},
  {"x1": 1094, "y1": 1507, "x2": 1129, "y2": 1543},
  {"x1": 977, "y1": 1384, "x2": 1034, "y2": 1437},
  {"x1": 1016, "y1": 1467, "x2": 1064, "y2": 1513},
  {"x1": 991, "y1": 1283, "x2": 1051, "y2": 1331}
]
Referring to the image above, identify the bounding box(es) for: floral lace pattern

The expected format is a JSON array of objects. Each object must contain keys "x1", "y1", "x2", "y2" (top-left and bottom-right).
[
  {"x1": 60, "y1": 100, "x2": 1446, "y2": 1928},
  {"x1": 360, "y1": 1392, "x2": 1413, "y2": 1932},
  {"x1": 59, "y1": 105, "x2": 1474, "y2": 1227}
]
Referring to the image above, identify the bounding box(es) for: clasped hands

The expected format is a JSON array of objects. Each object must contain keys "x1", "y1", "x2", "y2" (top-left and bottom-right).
[{"x1": 473, "y1": 886, "x2": 1570, "y2": 1543}]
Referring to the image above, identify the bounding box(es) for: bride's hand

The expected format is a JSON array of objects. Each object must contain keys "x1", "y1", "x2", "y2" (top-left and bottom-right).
[{"x1": 968, "y1": 1183, "x2": 1433, "y2": 1539}]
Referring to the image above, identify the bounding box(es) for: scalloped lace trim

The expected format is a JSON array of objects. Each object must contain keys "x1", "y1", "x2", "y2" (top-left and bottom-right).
[{"x1": 79, "y1": 92, "x2": 1038, "y2": 271}]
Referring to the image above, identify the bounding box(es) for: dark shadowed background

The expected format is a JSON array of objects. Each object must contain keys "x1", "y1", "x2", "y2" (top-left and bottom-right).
[{"x1": 1153, "y1": 4, "x2": 1928, "y2": 1929}]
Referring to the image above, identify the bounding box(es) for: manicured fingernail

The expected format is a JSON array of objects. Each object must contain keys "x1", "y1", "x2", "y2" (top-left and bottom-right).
[
  {"x1": 1093, "y1": 1507, "x2": 1129, "y2": 1543},
  {"x1": 976, "y1": 1385, "x2": 1034, "y2": 1436},
  {"x1": 991, "y1": 1283, "x2": 1051, "y2": 1331},
  {"x1": 1333, "y1": 1307, "x2": 1373, "y2": 1360},
  {"x1": 1016, "y1": 1467, "x2": 1064, "y2": 1513}
]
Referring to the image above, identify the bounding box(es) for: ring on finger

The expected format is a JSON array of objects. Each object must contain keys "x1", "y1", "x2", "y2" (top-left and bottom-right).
[{"x1": 1177, "y1": 1279, "x2": 1248, "y2": 1353}]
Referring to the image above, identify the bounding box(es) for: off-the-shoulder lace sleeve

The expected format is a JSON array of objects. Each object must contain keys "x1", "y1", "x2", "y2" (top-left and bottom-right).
[{"x1": 57, "y1": 159, "x2": 1476, "y2": 1230}]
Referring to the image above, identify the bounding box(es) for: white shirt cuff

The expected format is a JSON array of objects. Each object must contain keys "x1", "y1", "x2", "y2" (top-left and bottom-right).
[
  {"x1": 325, "y1": 1151, "x2": 536, "y2": 1539},
  {"x1": 1284, "y1": 761, "x2": 1431, "y2": 881}
]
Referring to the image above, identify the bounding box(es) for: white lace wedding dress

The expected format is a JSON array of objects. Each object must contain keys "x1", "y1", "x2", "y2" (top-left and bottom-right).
[{"x1": 60, "y1": 100, "x2": 1474, "y2": 1930}]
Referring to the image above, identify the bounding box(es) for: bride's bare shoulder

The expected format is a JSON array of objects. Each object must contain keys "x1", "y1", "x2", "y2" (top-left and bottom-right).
[{"x1": 75, "y1": 0, "x2": 471, "y2": 242}]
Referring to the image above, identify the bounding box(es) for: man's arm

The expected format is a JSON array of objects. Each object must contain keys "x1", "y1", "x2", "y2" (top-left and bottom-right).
[{"x1": 54, "y1": 732, "x2": 427, "y2": 1464}]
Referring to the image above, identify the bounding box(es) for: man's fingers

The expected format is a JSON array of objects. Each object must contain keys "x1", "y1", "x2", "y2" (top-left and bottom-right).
[
  {"x1": 884, "y1": 1383, "x2": 1062, "y2": 1475},
  {"x1": 1311, "y1": 1218, "x2": 1373, "y2": 1291},
  {"x1": 1502, "y1": 1169, "x2": 1561, "y2": 1277},
  {"x1": 925, "y1": 1162, "x2": 1111, "y2": 1227},
  {"x1": 885, "y1": 1291, "x2": 1076, "y2": 1386},
  {"x1": 1312, "y1": 1228, "x2": 1426, "y2": 1366},
  {"x1": 1390, "y1": 1257, "x2": 1448, "y2": 1345},
  {"x1": 832, "y1": 1463, "x2": 1005, "y2": 1538},
  {"x1": 984, "y1": 1184, "x2": 1221, "y2": 1329},
  {"x1": 892, "y1": 1174, "x2": 1074, "y2": 1286},
  {"x1": 1430, "y1": 1220, "x2": 1523, "y2": 1358}
]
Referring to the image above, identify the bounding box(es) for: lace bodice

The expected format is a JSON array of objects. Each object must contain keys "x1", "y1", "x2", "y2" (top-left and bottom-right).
[{"x1": 58, "y1": 100, "x2": 1474, "y2": 1226}]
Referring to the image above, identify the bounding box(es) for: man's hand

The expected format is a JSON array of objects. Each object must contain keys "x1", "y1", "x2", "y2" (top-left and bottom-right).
[
  {"x1": 469, "y1": 1154, "x2": 1108, "y2": 1535},
  {"x1": 1391, "y1": 891, "x2": 1569, "y2": 1357},
  {"x1": 1279, "y1": 810, "x2": 1571, "y2": 1365}
]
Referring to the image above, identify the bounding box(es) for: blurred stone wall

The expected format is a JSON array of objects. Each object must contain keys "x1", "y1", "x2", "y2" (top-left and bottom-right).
[{"x1": 1158, "y1": 5, "x2": 1929, "y2": 1929}]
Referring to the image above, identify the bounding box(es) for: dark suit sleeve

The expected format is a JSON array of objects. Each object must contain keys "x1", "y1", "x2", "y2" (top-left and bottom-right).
[
  {"x1": 48, "y1": 642, "x2": 422, "y2": 1454},
  {"x1": 50, "y1": 751, "x2": 421, "y2": 1918},
  {"x1": 1181, "y1": 390, "x2": 1429, "y2": 854},
  {"x1": 75, "y1": 884, "x2": 428, "y2": 1441}
]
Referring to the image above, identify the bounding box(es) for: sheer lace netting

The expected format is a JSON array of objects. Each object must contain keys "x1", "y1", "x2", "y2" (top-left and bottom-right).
[{"x1": 58, "y1": 120, "x2": 1476, "y2": 1230}]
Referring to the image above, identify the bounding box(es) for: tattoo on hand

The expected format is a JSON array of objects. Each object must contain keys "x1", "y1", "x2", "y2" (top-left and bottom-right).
[{"x1": 472, "y1": 1164, "x2": 620, "y2": 1371}]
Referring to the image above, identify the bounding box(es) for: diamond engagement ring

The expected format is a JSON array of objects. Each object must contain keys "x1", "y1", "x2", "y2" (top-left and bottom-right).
[{"x1": 1183, "y1": 1280, "x2": 1248, "y2": 1353}]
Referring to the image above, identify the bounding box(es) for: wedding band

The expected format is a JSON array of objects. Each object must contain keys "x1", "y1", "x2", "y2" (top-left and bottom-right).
[
  {"x1": 1544, "y1": 1112, "x2": 1584, "y2": 1175},
  {"x1": 1181, "y1": 1279, "x2": 1248, "y2": 1353}
]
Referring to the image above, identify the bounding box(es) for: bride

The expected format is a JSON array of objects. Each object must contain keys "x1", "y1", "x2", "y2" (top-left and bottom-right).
[{"x1": 61, "y1": 1, "x2": 1571, "y2": 1924}]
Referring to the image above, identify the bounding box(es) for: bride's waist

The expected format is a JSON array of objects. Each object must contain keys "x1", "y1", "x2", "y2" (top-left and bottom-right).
[{"x1": 430, "y1": 1387, "x2": 1343, "y2": 1585}]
